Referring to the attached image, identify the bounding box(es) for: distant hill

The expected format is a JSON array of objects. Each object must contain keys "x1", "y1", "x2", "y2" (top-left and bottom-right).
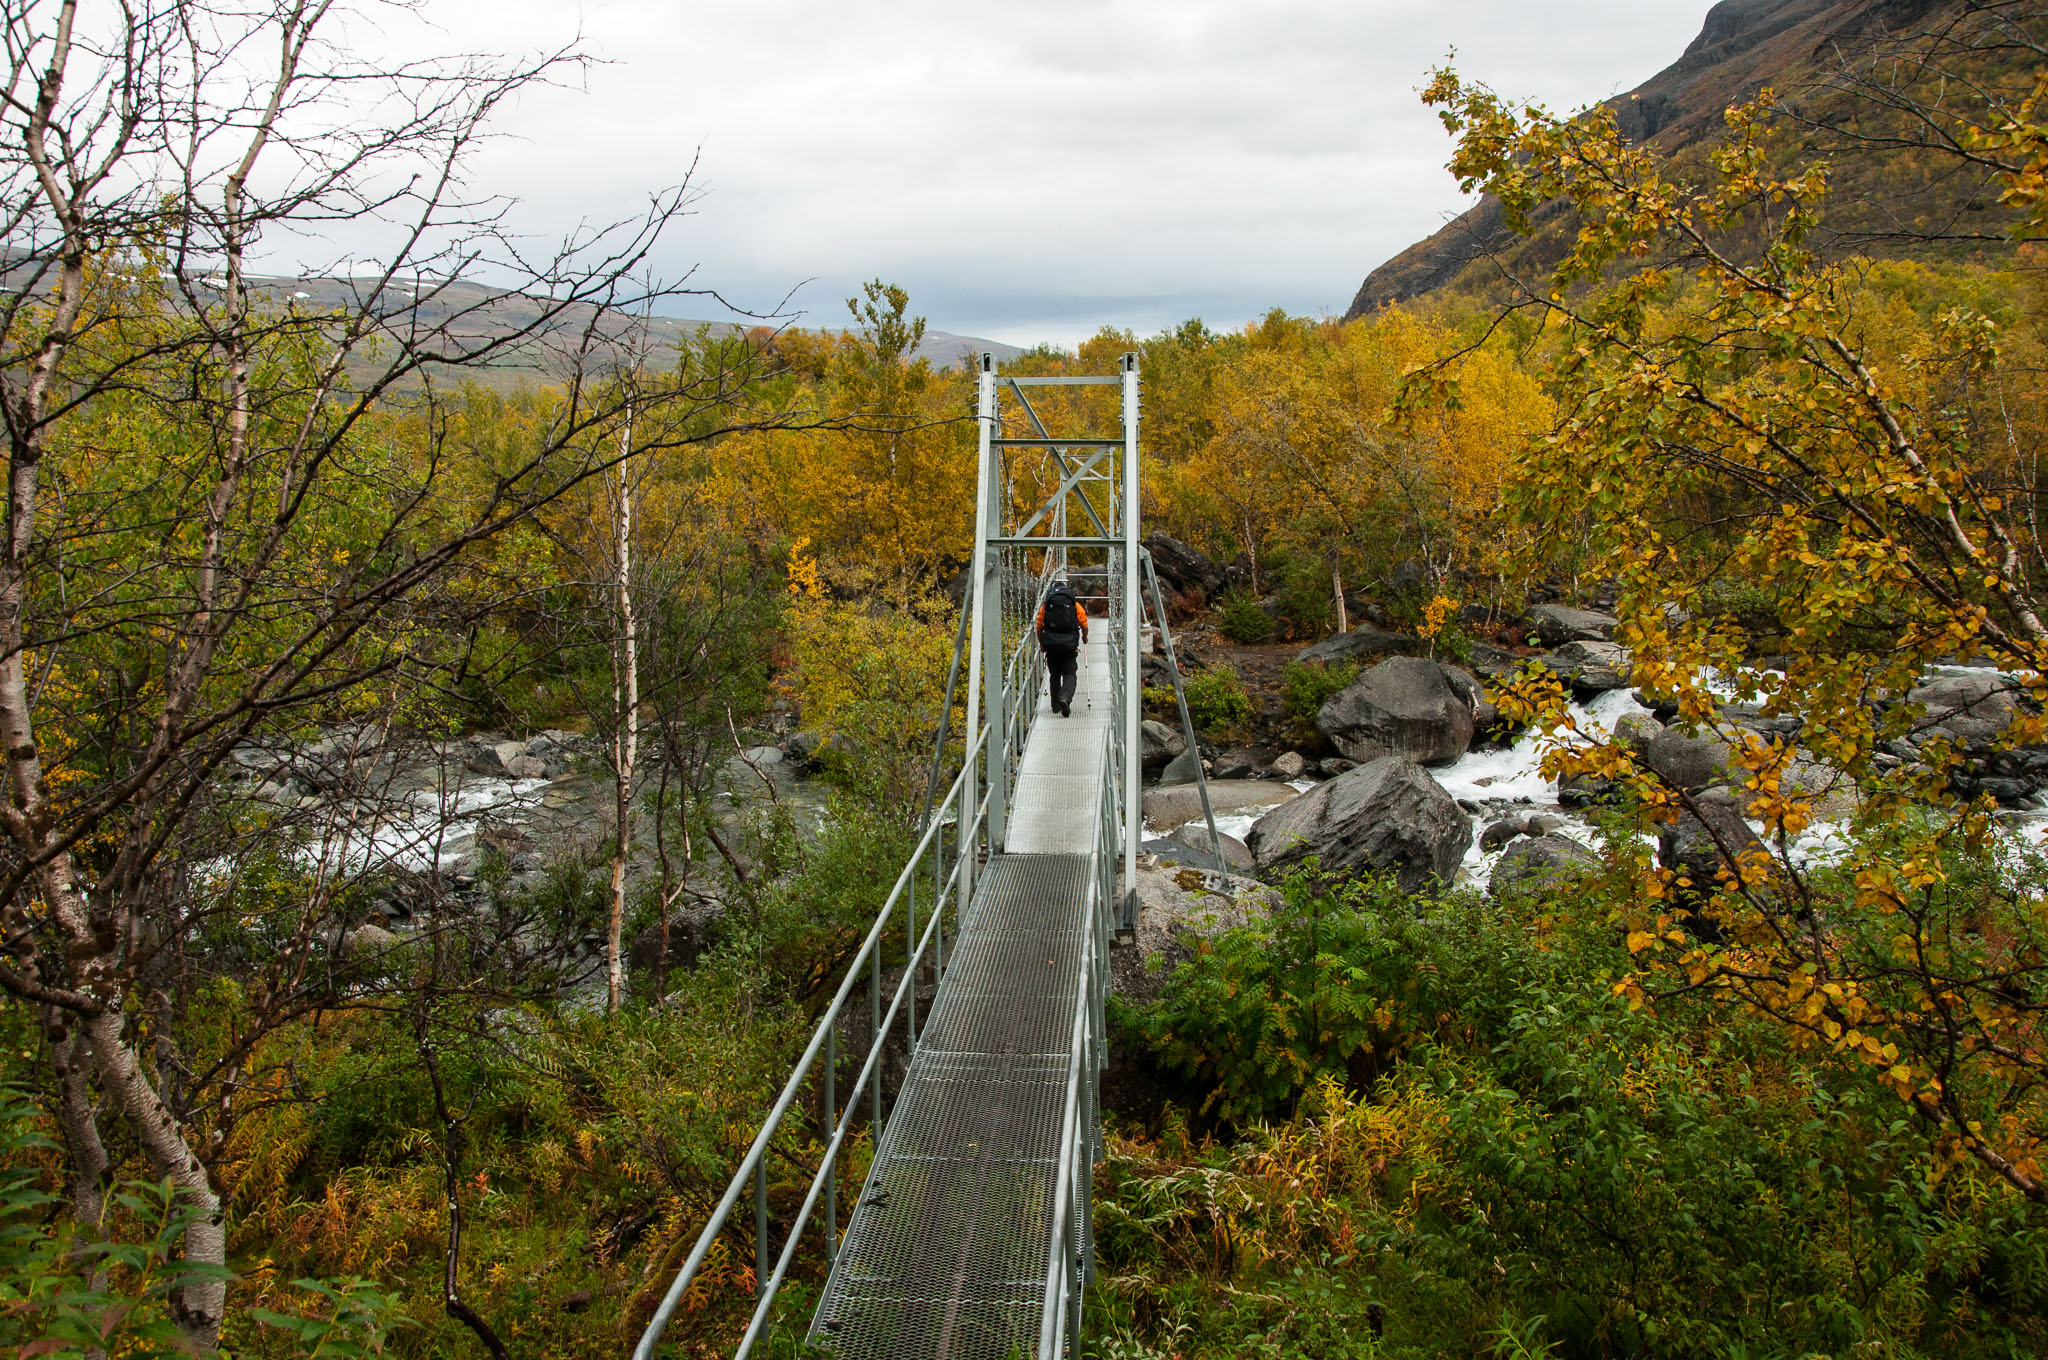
[
  {"x1": 1346, "y1": 0, "x2": 2020, "y2": 317},
  {"x1": 243, "y1": 274, "x2": 1019, "y2": 381}
]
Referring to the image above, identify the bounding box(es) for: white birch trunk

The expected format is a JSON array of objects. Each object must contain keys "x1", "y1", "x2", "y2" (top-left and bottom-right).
[{"x1": 607, "y1": 413, "x2": 638, "y2": 1013}]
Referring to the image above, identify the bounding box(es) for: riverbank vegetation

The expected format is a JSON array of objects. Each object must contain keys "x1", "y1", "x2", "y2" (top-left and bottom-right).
[{"x1": 1093, "y1": 863, "x2": 2048, "y2": 1359}]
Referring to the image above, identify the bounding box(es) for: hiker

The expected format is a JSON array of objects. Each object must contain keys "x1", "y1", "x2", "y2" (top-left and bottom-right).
[{"x1": 1035, "y1": 578, "x2": 1089, "y2": 717}]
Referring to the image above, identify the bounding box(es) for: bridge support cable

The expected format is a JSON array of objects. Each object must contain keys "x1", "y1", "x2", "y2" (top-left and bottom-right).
[
  {"x1": 1139, "y1": 548, "x2": 1232, "y2": 894},
  {"x1": 630, "y1": 352, "x2": 1141, "y2": 1360}
]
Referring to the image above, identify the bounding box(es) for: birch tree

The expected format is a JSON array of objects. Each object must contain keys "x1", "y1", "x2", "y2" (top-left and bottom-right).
[
  {"x1": 0, "y1": 2, "x2": 796, "y2": 1343},
  {"x1": 1427, "y1": 61, "x2": 2048, "y2": 1202}
]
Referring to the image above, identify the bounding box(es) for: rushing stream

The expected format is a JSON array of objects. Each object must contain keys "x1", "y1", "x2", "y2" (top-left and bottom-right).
[{"x1": 1148, "y1": 674, "x2": 2048, "y2": 890}]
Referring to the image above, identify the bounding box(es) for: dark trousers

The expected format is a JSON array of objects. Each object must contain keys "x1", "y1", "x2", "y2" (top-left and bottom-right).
[{"x1": 1044, "y1": 645, "x2": 1078, "y2": 710}]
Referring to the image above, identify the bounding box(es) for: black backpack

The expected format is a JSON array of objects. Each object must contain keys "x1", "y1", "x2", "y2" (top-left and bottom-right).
[{"x1": 1041, "y1": 587, "x2": 1080, "y2": 649}]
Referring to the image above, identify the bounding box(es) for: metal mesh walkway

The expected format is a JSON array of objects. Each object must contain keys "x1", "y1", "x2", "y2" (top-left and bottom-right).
[
  {"x1": 1006, "y1": 636, "x2": 1110, "y2": 854},
  {"x1": 810, "y1": 853, "x2": 1092, "y2": 1360}
]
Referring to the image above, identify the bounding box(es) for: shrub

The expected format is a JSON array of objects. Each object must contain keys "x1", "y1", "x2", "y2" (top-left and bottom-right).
[
  {"x1": 1122, "y1": 869, "x2": 1426, "y2": 1124},
  {"x1": 1270, "y1": 557, "x2": 1337, "y2": 640},
  {"x1": 1180, "y1": 666, "x2": 1255, "y2": 735},
  {"x1": 1216, "y1": 592, "x2": 1274, "y2": 644},
  {"x1": 1279, "y1": 659, "x2": 1359, "y2": 731}
]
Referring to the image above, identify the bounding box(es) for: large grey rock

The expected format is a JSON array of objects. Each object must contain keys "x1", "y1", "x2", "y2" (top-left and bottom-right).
[
  {"x1": 1439, "y1": 664, "x2": 1484, "y2": 711},
  {"x1": 1479, "y1": 816, "x2": 1529, "y2": 852},
  {"x1": 1471, "y1": 699, "x2": 1502, "y2": 743},
  {"x1": 722, "y1": 746, "x2": 791, "y2": 790},
  {"x1": 1659, "y1": 789, "x2": 1768, "y2": 899},
  {"x1": 1780, "y1": 759, "x2": 1860, "y2": 821},
  {"x1": 1644, "y1": 728, "x2": 1733, "y2": 791},
  {"x1": 1558, "y1": 771, "x2": 1618, "y2": 808},
  {"x1": 1247, "y1": 755, "x2": 1471, "y2": 892},
  {"x1": 503, "y1": 754, "x2": 549, "y2": 780},
  {"x1": 1614, "y1": 712, "x2": 1665, "y2": 753},
  {"x1": 1440, "y1": 666, "x2": 1491, "y2": 749},
  {"x1": 307, "y1": 725, "x2": 387, "y2": 762},
  {"x1": 1140, "y1": 720, "x2": 1187, "y2": 771},
  {"x1": 1489, "y1": 834, "x2": 1600, "y2": 898},
  {"x1": 1143, "y1": 779, "x2": 1297, "y2": 829},
  {"x1": 1156, "y1": 746, "x2": 1203, "y2": 787},
  {"x1": 1910, "y1": 672, "x2": 2019, "y2": 744},
  {"x1": 1315, "y1": 656, "x2": 1475, "y2": 767},
  {"x1": 1460, "y1": 643, "x2": 1525, "y2": 680},
  {"x1": 1294, "y1": 629, "x2": 1421, "y2": 666},
  {"x1": 630, "y1": 910, "x2": 720, "y2": 975},
  {"x1": 339, "y1": 922, "x2": 404, "y2": 966},
  {"x1": 1144, "y1": 531, "x2": 1226, "y2": 598},
  {"x1": 1170, "y1": 823, "x2": 1257, "y2": 872},
  {"x1": 1109, "y1": 865, "x2": 1276, "y2": 1006},
  {"x1": 1529, "y1": 603, "x2": 1620, "y2": 646},
  {"x1": 464, "y1": 738, "x2": 528, "y2": 777},
  {"x1": 1145, "y1": 838, "x2": 1233, "y2": 872},
  {"x1": 1211, "y1": 751, "x2": 1259, "y2": 780},
  {"x1": 1966, "y1": 774, "x2": 2036, "y2": 804},
  {"x1": 1555, "y1": 640, "x2": 1632, "y2": 695},
  {"x1": 230, "y1": 743, "x2": 290, "y2": 774},
  {"x1": 1268, "y1": 750, "x2": 1308, "y2": 779},
  {"x1": 1721, "y1": 701, "x2": 1801, "y2": 740}
]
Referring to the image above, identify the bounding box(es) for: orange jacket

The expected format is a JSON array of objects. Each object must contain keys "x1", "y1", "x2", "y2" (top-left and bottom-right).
[{"x1": 1035, "y1": 599, "x2": 1089, "y2": 641}]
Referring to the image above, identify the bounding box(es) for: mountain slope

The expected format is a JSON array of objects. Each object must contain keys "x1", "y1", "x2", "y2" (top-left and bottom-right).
[{"x1": 1346, "y1": 0, "x2": 2014, "y2": 317}]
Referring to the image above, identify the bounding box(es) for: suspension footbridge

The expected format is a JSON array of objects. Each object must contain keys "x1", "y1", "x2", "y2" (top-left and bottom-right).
[{"x1": 633, "y1": 355, "x2": 1226, "y2": 1360}]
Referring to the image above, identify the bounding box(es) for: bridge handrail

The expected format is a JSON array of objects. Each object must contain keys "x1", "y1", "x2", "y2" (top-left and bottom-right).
[
  {"x1": 735, "y1": 773, "x2": 995, "y2": 1356},
  {"x1": 1037, "y1": 919, "x2": 1093, "y2": 1357},
  {"x1": 1036, "y1": 716, "x2": 1117, "y2": 1355},
  {"x1": 631, "y1": 719, "x2": 997, "y2": 1360}
]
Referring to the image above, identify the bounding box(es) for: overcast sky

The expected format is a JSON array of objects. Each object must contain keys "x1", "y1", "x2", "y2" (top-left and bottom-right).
[{"x1": 368, "y1": 0, "x2": 1715, "y2": 348}]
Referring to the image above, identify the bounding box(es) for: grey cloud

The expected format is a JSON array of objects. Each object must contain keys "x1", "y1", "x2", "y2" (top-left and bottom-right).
[{"x1": 337, "y1": 0, "x2": 1711, "y2": 347}]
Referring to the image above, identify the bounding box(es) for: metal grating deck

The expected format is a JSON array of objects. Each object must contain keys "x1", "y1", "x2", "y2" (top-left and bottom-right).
[{"x1": 810, "y1": 853, "x2": 1092, "y2": 1360}]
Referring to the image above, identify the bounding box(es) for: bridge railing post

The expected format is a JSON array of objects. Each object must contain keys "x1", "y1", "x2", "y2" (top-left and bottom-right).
[{"x1": 963, "y1": 353, "x2": 994, "y2": 914}]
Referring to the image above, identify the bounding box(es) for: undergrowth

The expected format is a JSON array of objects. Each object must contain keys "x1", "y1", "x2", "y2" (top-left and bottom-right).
[
  {"x1": 1146, "y1": 665, "x2": 1258, "y2": 739},
  {"x1": 1092, "y1": 872, "x2": 2048, "y2": 1359}
]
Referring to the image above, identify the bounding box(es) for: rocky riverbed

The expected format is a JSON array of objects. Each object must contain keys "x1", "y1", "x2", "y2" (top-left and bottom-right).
[
  {"x1": 229, "y1": 599, "x2": 2048, "y2": 995},
  {"x1": 217, "y1": 725, "x2": 831, "y2": 907},
  {"x1": 1141, "y1": 603, "x2": 2048, "y2": 898}
]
